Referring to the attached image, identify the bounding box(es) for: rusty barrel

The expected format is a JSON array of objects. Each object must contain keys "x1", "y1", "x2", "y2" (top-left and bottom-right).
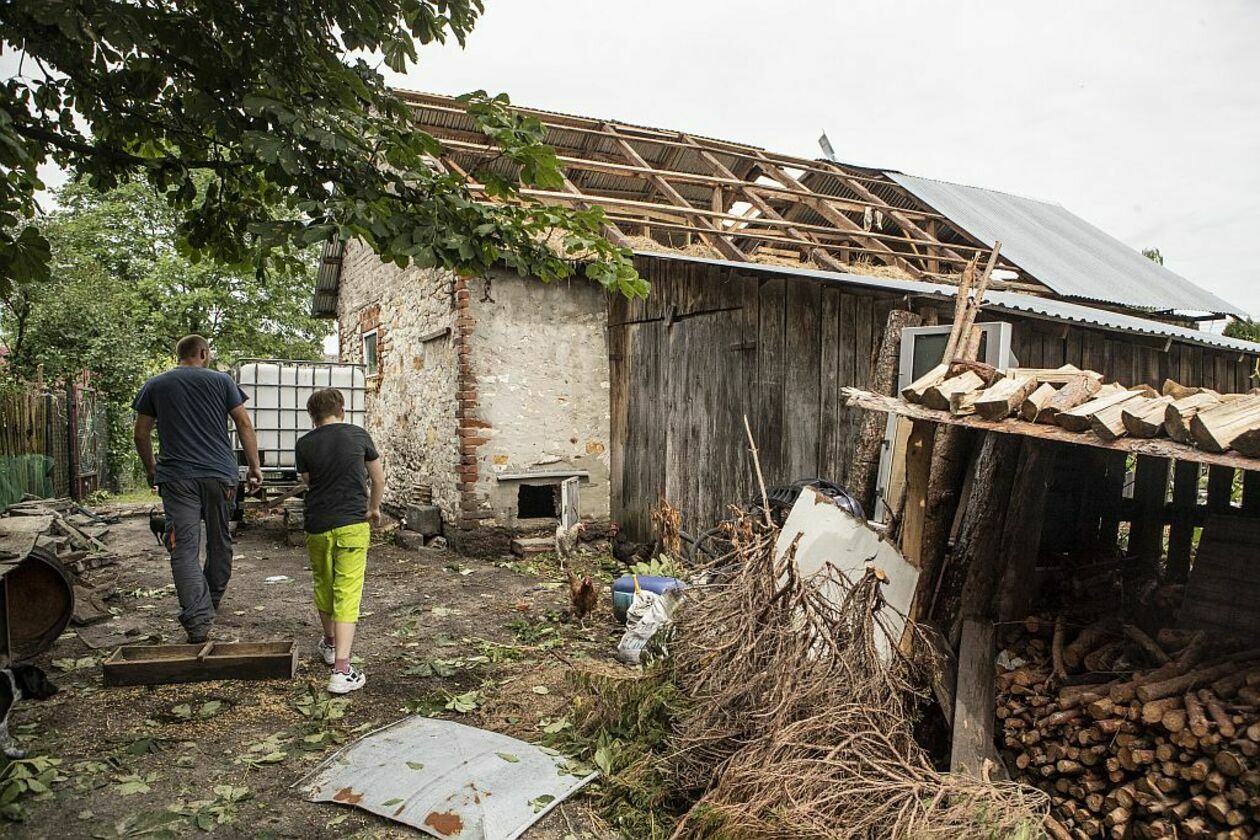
[{"x1": 1, "y1": 545, "x2": 74, "y2": 661}]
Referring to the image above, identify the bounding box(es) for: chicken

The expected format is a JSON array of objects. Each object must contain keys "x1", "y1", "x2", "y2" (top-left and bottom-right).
[
  {"x1": 610, "y1": 521, "x2": 654, "y2": 568},
  {"x1": 554, "y1": 521, "x2": 586, "y2": 565},
  {"x1": 568, "y1": 568, "x2": 599, "y2": 625}
]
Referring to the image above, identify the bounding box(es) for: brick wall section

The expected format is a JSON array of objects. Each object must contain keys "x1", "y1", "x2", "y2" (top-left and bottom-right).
[{"x1": 453, "y1": 276, "x2": 493, "y2": 529}]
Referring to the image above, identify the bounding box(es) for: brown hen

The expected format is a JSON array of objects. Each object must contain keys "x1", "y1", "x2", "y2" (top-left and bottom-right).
[{"x1": 568, "y1": 568, "x2": 599, "y2": 625}]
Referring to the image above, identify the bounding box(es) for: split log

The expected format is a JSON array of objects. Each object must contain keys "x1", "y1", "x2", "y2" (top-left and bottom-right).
[
  {"x1": 946, "y1": 359, "x2": 1003, "y2": 386},
  {"x1": 1057, "y1": 389, "x2": 1143, "y2": 433},
  {"x1": 1189, "y1": 396, "x2": 1260, "y2": 453},
  {"x1": 922, "y1": 369, "x2": 986, "y2": 411},
  {"x1": 1121, "y1": 395, "x2": 1175, "y2": 438},
  {"x1": 1229, "y1": 423, "x2": 1260, "y2": 458},
  {"x1": 1037, "y1": 375, "x2": 1104, "y2": 424},
  {"x1": 1184, "y1": 691, "x2": 1210, "y2": 737},
  {"x1": 1020, "y1": 382, "x2": 1059, "y2": 422},
  {"x1": 974, "y1": 374, "x2": 1038, "y2": 420},
  {"x1": 1162, "y1": 379, "x2": 1214, "y2": 400},
  {"x1": 1164, "y1": 393, "x2": 1222, "y2": 443},
  {"x1": 901, "y1": 362, "x2": 950, "y2": 403},
  {"x1": 1005, "y1": 365, "x2": 1098, "y2": 385}
]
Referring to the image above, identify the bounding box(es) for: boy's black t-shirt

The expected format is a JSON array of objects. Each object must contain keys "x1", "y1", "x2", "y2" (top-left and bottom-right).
[{"x1": 294, "y1": 423, "x2": 380, "y2": 534}]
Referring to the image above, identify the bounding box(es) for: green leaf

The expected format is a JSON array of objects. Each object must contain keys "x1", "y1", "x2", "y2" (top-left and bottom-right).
[
  {"x1": 381, "y1": 797, "x2": 403, "y2": 807},
  {"x1": 495, "y1": 752, "x2": 520, "y2": 763},
  {"x1": 405, "y1": 761, "x2": 425, "y2": 770}
]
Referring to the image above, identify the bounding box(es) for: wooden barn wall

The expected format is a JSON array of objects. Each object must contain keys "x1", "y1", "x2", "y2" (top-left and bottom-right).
[{"x1": 610, "y1": 257, "x2": 1259, "y2": 539}]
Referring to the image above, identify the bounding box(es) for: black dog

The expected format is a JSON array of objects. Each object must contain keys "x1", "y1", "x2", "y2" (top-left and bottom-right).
[{"x1": 0, "y1": 664, "x2": 59, "y2": 758}]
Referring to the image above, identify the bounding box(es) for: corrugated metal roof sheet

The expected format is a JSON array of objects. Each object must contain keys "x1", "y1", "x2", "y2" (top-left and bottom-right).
[
  {"x1": 886, "y1": 172, "x2": 1246, "y2": 318},
  {"x1": 634, "y1": 251, "x2": 1260, "y2": 356}
]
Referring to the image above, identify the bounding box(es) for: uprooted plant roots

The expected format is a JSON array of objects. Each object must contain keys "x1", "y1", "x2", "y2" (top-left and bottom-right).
[{"x1": 562, "y1": 509, "x2": 1048, "y2": 839}]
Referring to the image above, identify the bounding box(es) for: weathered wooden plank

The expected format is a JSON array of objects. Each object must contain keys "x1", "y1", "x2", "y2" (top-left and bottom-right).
[
  {"x1": 1129, "y1": 455, "x2": 1170, "y2": 573},
  {"x1": 994, "y1": 440, "x2": 1055, "y2": 622},
  {"x1": 950, "y1": 619, "x2": 999, "y2": 779},
  {"x1": 1166, "y1": 461, "x2": 1200, "y2": 583},
  {"x1": 817, "y1": 286, "x2": 843, "y2": 482},
  {"x1": 1243, "y1": 469, "x2": 1260, "y2": 515},
  {"x1": 754, "y1": 277, "x2": 788, "y2": 486},
  {"x1": 782, "y1": 279, "x2": 821, "y2": 481},
  {"x1": 1206, "y1": 465, "x2": 1235, "y2": 513}
]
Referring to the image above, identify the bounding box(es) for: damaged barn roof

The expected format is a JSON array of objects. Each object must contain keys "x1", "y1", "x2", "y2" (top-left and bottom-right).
[
  {"x1": 884, "y1": 173, "x2": 1245, "y2": 318},
  {"x1": 313, "y1": 91, "x2": 1248, "y2": 322}
]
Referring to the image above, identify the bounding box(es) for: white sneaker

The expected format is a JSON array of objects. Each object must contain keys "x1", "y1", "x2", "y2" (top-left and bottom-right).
[
  {"x1": 328, "y1": 667, "x2": 366, "y2": 695},
  {"x1": 317, "y1": 638, "x2": 336, "y2": 666}
]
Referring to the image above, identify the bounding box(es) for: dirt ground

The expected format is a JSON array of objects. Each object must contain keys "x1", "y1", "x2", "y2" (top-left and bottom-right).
[{"x1": 3, "y1": 510, "x2": 627, "y2": 839}]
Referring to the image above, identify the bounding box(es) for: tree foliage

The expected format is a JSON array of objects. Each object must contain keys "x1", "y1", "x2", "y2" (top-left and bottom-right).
[
  {"x1": 1224, "y1": 317, "x2": 1260, "y2": 344},
  {"x1": 0, "y1": 1, "x2": 646, "y2": 299},
  {"x1": 1141, "y1": 247, "x2": 1164, "y2": 266},
  {"x1": 1, "y1": 179, "x2": 329, "y2": 486}
]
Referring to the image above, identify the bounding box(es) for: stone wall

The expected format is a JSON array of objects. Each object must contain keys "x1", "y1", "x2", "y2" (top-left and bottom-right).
[
  {"x1": 336, "y1": 246, "x2": 612, "y2": 554},
  {"x1": 463, "y1": 273, "x2": 611, "y2": 531},
  {"x1": 335, "y1": 240, "x2": 460, "y2": 521}
]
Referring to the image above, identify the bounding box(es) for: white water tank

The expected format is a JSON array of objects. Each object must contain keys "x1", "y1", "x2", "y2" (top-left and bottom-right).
[{"x1": 231, "y1": 360, "x2": 367, "y2": 474}]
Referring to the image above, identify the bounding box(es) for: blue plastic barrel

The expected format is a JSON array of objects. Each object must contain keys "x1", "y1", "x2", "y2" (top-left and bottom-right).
[{"x1": 611, "y1": 574, "x2": 685, "y2": 623}]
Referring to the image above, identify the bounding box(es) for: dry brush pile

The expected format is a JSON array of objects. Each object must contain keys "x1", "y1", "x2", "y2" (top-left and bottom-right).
[{"x1": 563, "y1": 509, "x2": 1048, "y2": 839}]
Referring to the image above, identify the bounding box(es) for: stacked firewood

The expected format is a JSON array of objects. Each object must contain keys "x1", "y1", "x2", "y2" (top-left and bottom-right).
[
  {"x1": 901, "y1": 363, "x2": 1260, "y2": 456},
  {"x1": 998, "y1": 617, "x2": 1260, "y2": 839}
]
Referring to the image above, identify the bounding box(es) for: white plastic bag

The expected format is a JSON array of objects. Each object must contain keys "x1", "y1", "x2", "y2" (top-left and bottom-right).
[{"x1": 615, "y1": 585, "x2": 678, "y2": 664}]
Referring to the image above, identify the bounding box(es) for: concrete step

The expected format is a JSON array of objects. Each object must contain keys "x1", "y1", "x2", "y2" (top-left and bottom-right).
[{"x1": 511, "y1": 536, "x2": 554, "y2": 557}]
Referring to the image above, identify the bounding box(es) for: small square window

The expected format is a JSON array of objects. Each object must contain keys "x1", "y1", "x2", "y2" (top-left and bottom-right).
[{"x1": 362, "y1": 330, "x2": 379, "y2": 377}]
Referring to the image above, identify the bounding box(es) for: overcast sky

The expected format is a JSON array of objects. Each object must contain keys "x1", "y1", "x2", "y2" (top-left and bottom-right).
[{"x1": 382, "y1": 0, "x2": 1259, "y2": 319}]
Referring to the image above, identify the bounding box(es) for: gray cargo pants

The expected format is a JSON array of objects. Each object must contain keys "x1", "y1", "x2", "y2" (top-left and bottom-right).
[{"x1": 159, "y1": 478, "x2": 236, "y2": 636}]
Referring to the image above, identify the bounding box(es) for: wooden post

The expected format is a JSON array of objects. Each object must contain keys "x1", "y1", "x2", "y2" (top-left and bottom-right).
[
  {"x1": 1129, "y1": 456, "x2": 1170, "y2": 575},
  {"x1": 951, "y1": 618, "x2": 999, "y2": 778},
  {"x1": 1205, "y1": 466, "x2": 1234, "y2": 514},
  {"x1": 994, "y1": 440, "x2": 1055, "y2": 622},
  {"x1": 848, "y1": 309, "x2": 922, "y2": 513},
  {"x1": 1243, "y1": 469, "x2": 1260, "y2": 515},
  {"x1": 899, "y1": 419, "x2": 935, "y2": 567},
  {"x1": 1166, "y1": 461, "x2": 1200, "y2": 583}
]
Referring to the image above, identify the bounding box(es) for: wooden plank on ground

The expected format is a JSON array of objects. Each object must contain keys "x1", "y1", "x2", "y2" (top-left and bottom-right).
[
  {"x1": 951, "y1": 619, "x2": 999, "y2": 779},
  {"x1": 103, "y1": 641, "x2": 298, "y2": 687}
]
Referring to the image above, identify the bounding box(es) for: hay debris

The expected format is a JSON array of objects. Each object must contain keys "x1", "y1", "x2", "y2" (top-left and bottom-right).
[{"x1": 566, "y1": 505, "x2": 1047, "y2": 839}]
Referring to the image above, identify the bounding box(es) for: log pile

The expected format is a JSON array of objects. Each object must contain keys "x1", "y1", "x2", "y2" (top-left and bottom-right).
[
  {"x1": 998, "y1": 618, "x2": 1260, "y2": 839},
  {"x1": 902, "y1": 367, "x2": 1260, "y2": 457}
]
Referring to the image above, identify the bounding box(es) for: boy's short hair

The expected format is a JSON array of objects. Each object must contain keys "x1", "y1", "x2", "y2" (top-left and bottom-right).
[{"x1": 307, "y1": 388, "x2": 345, "y2": 422}]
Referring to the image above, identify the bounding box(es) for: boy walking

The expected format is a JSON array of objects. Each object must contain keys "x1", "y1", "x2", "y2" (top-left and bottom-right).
[{"x1": 295, "y1": 388, "x2": 384, "y2": 694}]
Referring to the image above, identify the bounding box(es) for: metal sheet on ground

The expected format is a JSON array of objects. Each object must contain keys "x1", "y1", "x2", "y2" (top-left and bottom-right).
[
  {"x1": 299, "y1": 716, "x2": 597, "y2": 840},
  {"x1": 774, "y1": 488, "x2": 918, "y2": 659}
]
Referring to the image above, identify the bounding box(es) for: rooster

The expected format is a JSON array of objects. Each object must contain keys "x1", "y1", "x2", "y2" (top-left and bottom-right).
[{"x1": 610, "y1": 521, "x2": 654, "y2": 568}]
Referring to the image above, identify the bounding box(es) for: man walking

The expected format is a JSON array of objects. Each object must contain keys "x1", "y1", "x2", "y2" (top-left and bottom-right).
[{"x1": 133, "y1": 335, "x2": 262, "y2": 642}]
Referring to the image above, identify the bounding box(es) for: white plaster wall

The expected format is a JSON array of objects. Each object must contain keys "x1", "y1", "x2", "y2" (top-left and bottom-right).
[{"x1": 467, "y1": 273, "x2": 611, "y2": 526}]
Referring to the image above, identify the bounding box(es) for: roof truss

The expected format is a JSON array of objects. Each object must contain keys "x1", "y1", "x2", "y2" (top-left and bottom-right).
[{"x1": 401, "y1": 91, "x2": 1046, "y2": 294}]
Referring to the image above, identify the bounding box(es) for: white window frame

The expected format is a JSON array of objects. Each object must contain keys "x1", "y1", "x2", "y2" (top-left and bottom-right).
[{"x1": 362, "y1": 329, "x2": 379, "y2": 377}]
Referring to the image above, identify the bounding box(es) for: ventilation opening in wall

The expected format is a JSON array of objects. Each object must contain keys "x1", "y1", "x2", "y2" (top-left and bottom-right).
[{"x1": 517, "y1": 484, "x2": 558, "y2": 519}]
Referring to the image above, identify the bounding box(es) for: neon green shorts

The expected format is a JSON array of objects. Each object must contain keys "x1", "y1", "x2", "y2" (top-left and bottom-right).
[{"x1": 305, "y1": 522, "x2": 370, "y2": 623}]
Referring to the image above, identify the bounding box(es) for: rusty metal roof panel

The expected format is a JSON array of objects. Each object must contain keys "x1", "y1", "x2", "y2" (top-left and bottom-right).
[
  {"x1": 886, "y1": 173, "x2": 1246, "y2": 318},
  {"x1": 299, "y1": 716, "x2": 596, "y2": 840}
]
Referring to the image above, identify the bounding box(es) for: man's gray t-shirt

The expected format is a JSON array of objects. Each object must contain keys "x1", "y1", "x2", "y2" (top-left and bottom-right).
[{"x1": 133, "y1": 367, "x2": 247, "y2": 485}]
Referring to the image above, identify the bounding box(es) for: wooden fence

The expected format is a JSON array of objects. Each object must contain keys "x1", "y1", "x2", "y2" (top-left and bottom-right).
[{"x1": 0, "y1": 381, "x2": 107, "y2": 506}]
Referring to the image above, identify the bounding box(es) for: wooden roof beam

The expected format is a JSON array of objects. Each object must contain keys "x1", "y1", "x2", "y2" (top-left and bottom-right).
[
  {"x1": 601, "y1": 124, "x2": 748, "y2": 262},
  {"x1": 753, "y1": 153, "x2": 924, "y2": 278}
]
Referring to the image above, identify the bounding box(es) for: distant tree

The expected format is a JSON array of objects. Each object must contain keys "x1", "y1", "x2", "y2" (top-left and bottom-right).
[
  {"x1": 1142, "y1": 247, "x2": 1164, "y2": 265},
  {"x1": 1, "y1": 179, "x2": 329, "y2": 486},
  {"x1": 1224, "y1": 317, "x2": 1260, "y2": 343},
  {"x1": 0, "y1": 1, "x2": 646, "y2": 299}
]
